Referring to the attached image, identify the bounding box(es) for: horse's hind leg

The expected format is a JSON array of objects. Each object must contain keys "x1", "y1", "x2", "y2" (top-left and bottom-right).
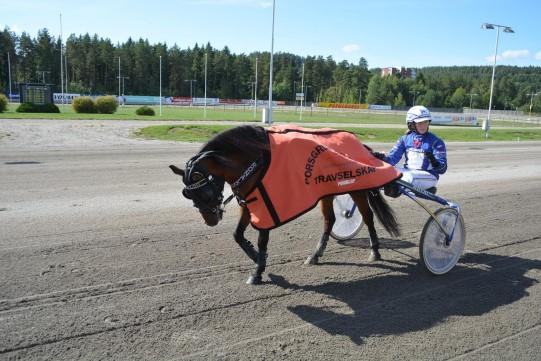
[
  {"x1": 304, "y1": 196, "x2": 335, "y2": 265},
  {"x1": 351, "y1": 191, "x2": 381, "y2": 262}
]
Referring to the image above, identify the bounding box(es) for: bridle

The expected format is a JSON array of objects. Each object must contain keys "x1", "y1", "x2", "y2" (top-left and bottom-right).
[
  {"x1": 181, "y1": 151, "x2": 260, "y2": 216},
  {"x1": 182, "y1": 151, "x2": 226, "y2": 216}
]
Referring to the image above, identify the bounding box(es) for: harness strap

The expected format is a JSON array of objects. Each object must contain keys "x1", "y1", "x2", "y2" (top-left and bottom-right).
[{"x1": 231, "y1": 160, "x2": 259, "y2": 189}]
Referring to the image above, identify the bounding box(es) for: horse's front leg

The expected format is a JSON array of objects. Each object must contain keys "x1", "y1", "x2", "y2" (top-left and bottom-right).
[
  {"x1": 246, "y1": 229, "x2": 269, "y2": 285},
  {"x1": 233, "y1": 206, "x2": 258, "y2": 263},
  {"x1": 304, "y1": 196, "x2": 335, "y2": 265}
]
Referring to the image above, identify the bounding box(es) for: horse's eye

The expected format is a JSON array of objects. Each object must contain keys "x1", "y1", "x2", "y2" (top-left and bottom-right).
[{"x1": 191, "y1": 172, "x2": 204, "y2": 182}]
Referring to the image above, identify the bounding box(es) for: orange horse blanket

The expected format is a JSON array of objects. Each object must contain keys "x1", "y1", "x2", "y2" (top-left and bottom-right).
[{"x1": 244, "y1": 125, "x2": 402, "y2": 230}]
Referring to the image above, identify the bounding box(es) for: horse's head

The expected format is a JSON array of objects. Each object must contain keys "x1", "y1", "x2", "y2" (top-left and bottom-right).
[{"x1": 170, "y1": 151, "x2": 226, "y2": 227}]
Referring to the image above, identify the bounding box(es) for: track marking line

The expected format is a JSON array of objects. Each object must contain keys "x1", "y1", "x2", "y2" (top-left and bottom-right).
[
  {"x1": 445, "y1": 323, "x2": 541, "y2": 360},
  {"x1": 176, "y1": 246, "x2": 541, "y2": 359}
]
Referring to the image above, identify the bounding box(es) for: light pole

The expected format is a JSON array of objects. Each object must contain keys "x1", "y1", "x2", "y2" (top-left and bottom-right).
[
  {"x1": 184, "y1": 79, "x2": 197, "y2": 106},
  {"x1": 293, "y1": 80, "x2": 298, "y2": 109},
  {"x1": 358, "y1": 88, "x2": 362, "y2": 105},
  {"x1": 409, "y1": 90, "x2": 419, "y2": 106},
  {"x1": 468, "y1": 92, "x2": 478, "y2": 111},
  {"x1": 121, "y1": 76, "x2": 129, "y2": 97},
  {"x1": 7, "y1": 52, "x2": 12, "y2": 99},
  {"x1": 117, "y1": 57, "x2": 121, "y2": 99},
  {"x1": 254, "y1": 57, "x2": 258, "y2": 120},
  {"x1": 159, "y1": 55, "x2": 162, "y2": 116},
  {"x1": 60, "y1": 13, "x2": 64, "y2": 107},
  {"x1": 204, "y1": 52, "x2": 208, "y2": 119},
  {"x1": 481, "y1": 22, "x2": 514, "y2": 139},
  {"x1": 300, "y1": 62, "x2": 305, "y2": 121},
  {"x1": 247, "y1": 81, "x2": 255, "y2": 105},
  {"x1": 527, "y1": 91, "x2": 539, "y2": 120},
  {"x1": 265, "y1": 0, "x2": 276, "y2": 124},
  {"x1": 305, "y1": 85, "x2": 312, "y2": 104},
  {"x1": 117, "y1": 73, "x2": 129, "y2": 105},
  {"x1": 305, "y1": 85, "x2": 312, "y2": 115},
  {"x1": 36, "y1": 70, "x2": 51, "y2": 84}
]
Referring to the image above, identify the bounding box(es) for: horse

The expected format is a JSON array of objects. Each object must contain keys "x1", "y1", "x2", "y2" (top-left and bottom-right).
[{"x1": 170, "y1": 125, "x2": 401, "y2": 285}]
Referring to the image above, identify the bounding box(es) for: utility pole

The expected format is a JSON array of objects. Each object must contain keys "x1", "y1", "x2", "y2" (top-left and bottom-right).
[
  {"x1": 122, "y1": 77, "x2": 129, "y2": 97},
  {"x1": 60, "y1": 12, "x2": 64, "y2": 107},
  {"x1": 468, "y1": 92, "x2": 478, "y2": 111},
  {"x1": 409, "y1": 90, "x2": 419, "y2": 106},
  {"x1": 7, "y1": 52, "x2": 12, "y2": 98},
  {"x1": 266, "y1": 0, "x2": 276, "y2": 124},
  {"x1": 36, "y1": 71, "x2": 51, "y2": 84},
  {"x1": 527, "y1": 91, "x2": 539, "y2": 121},
  {"x1": 116, "y1": 74, "x2": 129, "y2": 105},
  {"x1": 204, "y1": 53, "x2": 208, "y2": 119},
  {"x1": 184, "y1": 79, "x2": 197, "y2": 106},
  {"x1": 159, "y1": 55, "x2": 162, "y2": 116},
  {"x1": 300, "y1": 62, "x2": 305, "y2": 121},
  {"x1": 118, "y1": 57, "x2": 121, "y2": 98},
  {"x1": 254, "y1": 57, "x2": 258, "y2": 120}
]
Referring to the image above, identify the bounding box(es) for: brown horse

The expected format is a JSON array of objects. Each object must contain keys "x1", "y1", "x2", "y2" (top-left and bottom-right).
[{"x1": 170, "y1": 125, "x2": 400, "y2": 285}]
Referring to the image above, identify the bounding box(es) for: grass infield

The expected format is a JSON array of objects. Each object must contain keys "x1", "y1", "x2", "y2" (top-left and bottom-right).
[
  {"x1": 136, "y1": 124, "x2": 541, "y2": 143},
  {"x1": 2, "y1": 103, "x2": 540, "y2": 142}
]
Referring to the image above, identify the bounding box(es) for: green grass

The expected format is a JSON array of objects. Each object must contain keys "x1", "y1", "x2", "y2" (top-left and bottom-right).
[
  {"x1": 2, "y1": 102, "x2": 540, "y2": 127},
  {"x1": 0, "y1": 102, "x2": 404, "y2": 123},
  {"x1": 137, "y1": 124, "x2": 541, "y2": 143}
]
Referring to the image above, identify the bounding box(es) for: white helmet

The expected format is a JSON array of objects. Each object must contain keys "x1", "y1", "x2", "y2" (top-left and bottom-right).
[{"x1": 406, "y1": 105, "x2": 432, "y2": 125}]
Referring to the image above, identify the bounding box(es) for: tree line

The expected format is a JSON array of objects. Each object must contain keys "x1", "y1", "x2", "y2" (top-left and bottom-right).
[{"x1": 1, "y1": 27, "x2": 541, "y2": 112}]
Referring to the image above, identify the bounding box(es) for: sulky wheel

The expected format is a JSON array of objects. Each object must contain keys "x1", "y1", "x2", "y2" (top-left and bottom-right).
[
  {"x1": 330, "y1": 194, "x2": 364, "y2": 241},
  {"x1": 419, "y1": 207, "x2": 465, "y2": 275}
]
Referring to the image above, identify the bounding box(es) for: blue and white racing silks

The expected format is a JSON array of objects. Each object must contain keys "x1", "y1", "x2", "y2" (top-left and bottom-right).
[{"x1": 385, "y1": 131, "x2": 447, "y2": 178}]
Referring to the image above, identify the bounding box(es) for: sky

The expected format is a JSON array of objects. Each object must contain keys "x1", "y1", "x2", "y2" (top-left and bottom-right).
[{"x1": 1, "y1": 0, "x2": 540, "y2": 69}]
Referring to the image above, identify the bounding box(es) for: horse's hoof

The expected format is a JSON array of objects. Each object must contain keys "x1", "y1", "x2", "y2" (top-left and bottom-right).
[
  {"x1": 246, "y1": 275, "x2": 262, "y2": 285},
  {"x1": 304, "y1": 255, "x2": 318, "y2": 265},
  {"x1": 368, "y1": 251, "x2": 381, "y2": 262}
]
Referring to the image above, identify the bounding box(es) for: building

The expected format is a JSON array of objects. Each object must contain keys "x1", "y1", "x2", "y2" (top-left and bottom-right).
[{"x1": 381, "y1": 67, "x2": 416, "y2": 80}]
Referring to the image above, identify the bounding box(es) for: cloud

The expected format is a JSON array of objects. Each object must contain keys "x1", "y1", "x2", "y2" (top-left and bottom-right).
[
  {"x1": 485, "y1": 49, "x2": 530, "y2": 63},
  {"x1": 536, "y1": 51, "x2": 541, "y2": 60},
  {"x1": 191, "y1": 0, "x2": 271, "y2": 7},
  {"x1": 342, "y1": 44, "x2": 360, "y2": 53},
  {"x1": 501, "y1": 50, "x2": 529, "y2": 59},
  {"x1": 1, "y1": 24, "x2": 22, "y2": 33}
]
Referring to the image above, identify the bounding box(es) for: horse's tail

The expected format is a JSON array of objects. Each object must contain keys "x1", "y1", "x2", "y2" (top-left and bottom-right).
[{"x1": 368, "y1": 190, "x2": 400, "y2": 237}]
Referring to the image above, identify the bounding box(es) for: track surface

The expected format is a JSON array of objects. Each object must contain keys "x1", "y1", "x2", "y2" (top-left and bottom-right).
[{"x1": 1, "y1": 120, "x2": 540, "y2": 360}]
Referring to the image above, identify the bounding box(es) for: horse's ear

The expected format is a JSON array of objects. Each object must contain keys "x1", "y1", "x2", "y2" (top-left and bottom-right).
[{"x1": 169, "y1": 165, "x2": 185, "y2": 177}]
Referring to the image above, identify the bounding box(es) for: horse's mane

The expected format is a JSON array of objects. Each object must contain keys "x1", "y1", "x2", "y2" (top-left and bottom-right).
[{"x1": 200, "y1": 125, "x2": 269, "y2": 158}]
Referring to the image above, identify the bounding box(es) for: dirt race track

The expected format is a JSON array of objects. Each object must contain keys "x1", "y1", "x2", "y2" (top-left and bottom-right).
[{"x1": 1, "y1": 119, "x2": 541, "y2": 360}]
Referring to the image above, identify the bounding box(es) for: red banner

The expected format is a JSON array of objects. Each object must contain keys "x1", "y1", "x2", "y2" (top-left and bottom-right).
[{"x1": 170, "y1": 96, "x2": 192, "y2": 105}]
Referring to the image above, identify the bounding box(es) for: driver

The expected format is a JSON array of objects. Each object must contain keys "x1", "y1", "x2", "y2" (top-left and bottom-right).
[{"x1": 374, "y1": 105, "x2": 447, "y2": 191}]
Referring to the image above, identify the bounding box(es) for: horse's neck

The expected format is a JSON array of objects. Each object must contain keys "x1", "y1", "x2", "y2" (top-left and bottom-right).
[{"x1": 225, "y1": 151, "x2": 265, "y2": 195}]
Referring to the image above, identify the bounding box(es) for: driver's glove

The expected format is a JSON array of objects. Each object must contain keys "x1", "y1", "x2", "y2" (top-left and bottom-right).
[
  {"x1": 425, "y1": 151, "x2": 442, "y2": 169},
  {"x1": 372, "y1": 151, "x2": 387, "y2": 161}
]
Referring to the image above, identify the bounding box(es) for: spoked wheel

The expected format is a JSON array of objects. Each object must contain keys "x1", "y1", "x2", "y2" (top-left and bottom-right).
[
  {"x1": 330, "y1": 194, "x2": 364, "y2": 241},
  {"x1": 420, "y1": 207, "x2": 466, "y2": 275}
]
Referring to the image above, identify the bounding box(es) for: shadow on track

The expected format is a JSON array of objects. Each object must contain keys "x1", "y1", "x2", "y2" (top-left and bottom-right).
[{"x1": 269, "y1": 252, "x2": 541, "y2": 345}]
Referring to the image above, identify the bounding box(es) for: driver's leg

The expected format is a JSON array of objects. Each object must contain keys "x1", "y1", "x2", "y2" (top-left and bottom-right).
[{"x1": 406, "y1": 169, "x2": 438, "y2": 190}]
